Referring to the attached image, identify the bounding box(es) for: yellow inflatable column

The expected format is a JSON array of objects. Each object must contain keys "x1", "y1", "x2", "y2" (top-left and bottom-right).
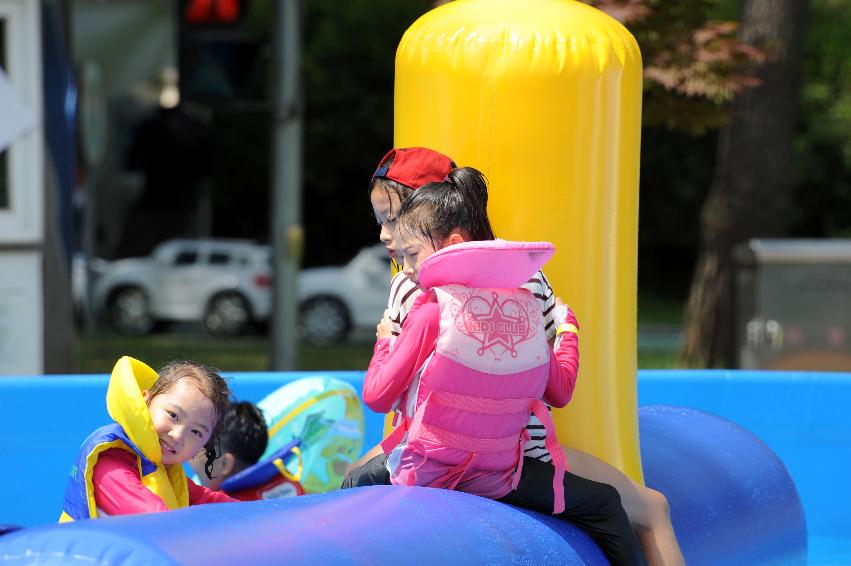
[{"x1": 395, "y1": 0, "x2": 644, "y2": 481}]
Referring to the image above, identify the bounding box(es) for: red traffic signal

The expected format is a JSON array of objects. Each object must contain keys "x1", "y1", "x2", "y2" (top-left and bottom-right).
[{"x1": 184, "y1": 0, "x2": 243, "y2": 24}]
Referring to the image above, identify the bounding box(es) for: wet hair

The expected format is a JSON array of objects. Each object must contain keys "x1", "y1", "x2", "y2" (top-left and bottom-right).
[
  {"x1": 368, "y1": 156, "x2": 415, "y2": 219},
  {"x1": 218, "y1": 401, "x2": 268, "y2": 471},
  {"x1": 146, "y1": 360, "x2": 232, "y2": 478},
  {"x1": 396, "y1": 166, "x2": 496, "y2": 249}
]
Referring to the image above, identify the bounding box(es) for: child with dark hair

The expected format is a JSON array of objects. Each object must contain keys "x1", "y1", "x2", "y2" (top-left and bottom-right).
[
  {"x1": 353, "y1": 147, "x2": 683, "y2": 565},
  {"x1": 369, "y1": 147, "x2": 457, "y2": 276},
  {"x1": 356, "y1": 166, "x2": 645, "y2": 565},
  {"x1": 60, "y1": 357, "x2": 237, "y2": 521},
  {"x1": 190, "y1": 401, "x2": 268, "y2": 493}
]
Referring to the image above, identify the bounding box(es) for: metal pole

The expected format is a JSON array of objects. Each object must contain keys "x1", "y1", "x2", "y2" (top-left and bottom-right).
[
  {"x1": 270, "y1": 0, "x2": 303, "y2": 370},
  {"x1": 82, "y1": 171, "x2": 98, "y2": 335},
  {"x1": 78, "y1": 61, "x2": 107, "y2": 336}
]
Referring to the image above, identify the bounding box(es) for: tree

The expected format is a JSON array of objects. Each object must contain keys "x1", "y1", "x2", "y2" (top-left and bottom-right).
[
  {"x1": 589, "y1": 0, "x2": 765, "y2": 133},
  {"x1": 791, "y1": 0, "x2": 851, "y2": 239},
  {"x1": 300, "y1": 0, "x2": 433, "y2": 266},
  {"x1": 583, "y1": 2, "x2": 771, "y2": 300},
  {"x1": 681, "y1": 0, "x2": 811, "y2": 367}
]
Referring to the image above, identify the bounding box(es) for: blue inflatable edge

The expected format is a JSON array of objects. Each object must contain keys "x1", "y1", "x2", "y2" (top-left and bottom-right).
[{"x1": 0, "y1": 369, "x2": 848, "y2": 564}]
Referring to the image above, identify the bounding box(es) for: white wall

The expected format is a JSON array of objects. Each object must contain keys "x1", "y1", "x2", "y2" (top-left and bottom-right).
[{"x1": 0, "y1": 0, "x2": 43, "y2": 375}]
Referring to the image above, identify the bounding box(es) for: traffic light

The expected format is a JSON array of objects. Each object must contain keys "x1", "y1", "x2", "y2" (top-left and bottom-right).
[
  {"x1": 183, "y1": 0, "x2": 244, "y2": 26},
  {"x1": 178, "y1": 0, "x2": 266, "y2": 102}
]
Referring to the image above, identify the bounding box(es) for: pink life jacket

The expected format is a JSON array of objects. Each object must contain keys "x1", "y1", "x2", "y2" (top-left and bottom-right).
[{"x1": 381, "y1": 240, "x2": 568, "y2": 513}]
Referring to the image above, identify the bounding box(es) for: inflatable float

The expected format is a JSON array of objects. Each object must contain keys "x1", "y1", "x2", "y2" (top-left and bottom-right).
[
  {"x1": 258, "y1": 376, "x2": 364, "y2": 494},
  {"x1": 0, "y1": 406, "x2": 805, "y2": 565}
]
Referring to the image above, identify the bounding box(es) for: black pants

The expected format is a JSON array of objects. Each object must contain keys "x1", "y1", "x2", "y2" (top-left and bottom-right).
[
  {"x1": 498, "y1": 457, "x2": 646, "y2": 566},
  {"x1": 340, "y1": 454, "x2": 391, "y2": 489},
  {"x1": 342, "y1": 455, "x2": 646, "y2": 566}
]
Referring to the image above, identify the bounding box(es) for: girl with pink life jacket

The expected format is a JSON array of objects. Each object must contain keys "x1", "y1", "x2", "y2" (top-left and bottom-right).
[
  {"x1": 359, "y1": 167, "x2": 646, "y2": 566},
  {"x1": 369, "y1": 237, "x2": 572, "y2": 509}
]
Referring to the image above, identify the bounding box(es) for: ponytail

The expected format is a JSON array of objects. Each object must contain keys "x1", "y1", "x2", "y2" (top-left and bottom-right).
[
  {"x1": 445, "y1": 167, "x2": 489, "y2": 213},
  {"x1": 397, "y1": 166, "x2": 495, "y2": 248}
]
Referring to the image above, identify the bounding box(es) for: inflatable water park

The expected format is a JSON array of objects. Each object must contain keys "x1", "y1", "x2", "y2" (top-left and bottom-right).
[{"x1": 1, "y1": 1, "x2": 848, "y2": 564}]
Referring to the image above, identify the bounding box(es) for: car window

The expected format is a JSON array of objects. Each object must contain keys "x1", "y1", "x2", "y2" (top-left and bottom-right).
[
  {"x1": 174, "y1": 251, "x2": 198, "y2": 266},
  {"x1": 209, "y1": 252, "x2": 231, "y2": 265}
]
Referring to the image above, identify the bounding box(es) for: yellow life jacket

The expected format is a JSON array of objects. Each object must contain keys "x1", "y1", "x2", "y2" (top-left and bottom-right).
[{"x1": 59, "y1": 356, "x2": 189, "y2": 521}]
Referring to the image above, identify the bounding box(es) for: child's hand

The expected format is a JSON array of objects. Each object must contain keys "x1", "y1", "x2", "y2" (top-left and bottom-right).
[
  {"x1": 376, "y1": 310, "x2": 393, "y2": 339},
  {"x1": 551, "y1": 297, "x2": 578, "y2": 347},
  {"x1": 553, "y1": 297, "x2": 568, "y2": 327}
]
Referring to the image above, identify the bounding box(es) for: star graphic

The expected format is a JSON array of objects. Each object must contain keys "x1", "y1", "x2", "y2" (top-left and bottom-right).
[{"x1": 470, "y1": 294, "x2": 529, "y2": 357}]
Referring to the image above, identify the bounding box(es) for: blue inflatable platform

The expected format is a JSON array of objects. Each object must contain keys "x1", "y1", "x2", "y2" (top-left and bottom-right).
[{"x1": 0, "y1": 370, "x2": 847, "y2": 564}]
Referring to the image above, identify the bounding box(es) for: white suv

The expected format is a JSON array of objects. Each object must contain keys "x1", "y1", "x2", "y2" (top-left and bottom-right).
[
  {"x1": 93, "y1": 239, "x2": 272, "y2": 337},
  {"x1": 297, "y1": 245, "x2": 393, "y2": 345}
]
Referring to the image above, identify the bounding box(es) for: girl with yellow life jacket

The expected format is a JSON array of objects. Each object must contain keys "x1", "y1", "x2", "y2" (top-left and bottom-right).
[{"x1": 60, "y1": 357, "x2": 236, "y2": 521}]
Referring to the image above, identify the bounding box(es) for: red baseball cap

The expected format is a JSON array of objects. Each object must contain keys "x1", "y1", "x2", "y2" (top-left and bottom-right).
[{"x1": 372, "y1": 147, "x2": 456, "y2": 190}]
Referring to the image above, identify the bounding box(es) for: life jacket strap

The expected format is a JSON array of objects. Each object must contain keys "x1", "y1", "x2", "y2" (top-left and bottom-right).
[
  {"x1": 416, "y1": 422, "x2": 522, "y2": 453},
  {"x1": 531, "y1": 399, "x2": 568, "y2": 514},
  {"x1": 427, "y1": 390, "x2": 534, "y2": 415},
  {"x1": 380, "y1": 419, "x2": 408, "y2": 456}
]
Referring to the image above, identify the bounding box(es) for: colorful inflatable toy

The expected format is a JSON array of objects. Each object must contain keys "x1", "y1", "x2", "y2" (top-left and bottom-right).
[{"x1": 257, "y1": 375, "x2": 364, "y2": 494}]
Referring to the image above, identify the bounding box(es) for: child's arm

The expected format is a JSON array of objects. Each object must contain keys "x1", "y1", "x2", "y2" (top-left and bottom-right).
[
  {"x1": 388, "y1": 271, "x2": 420, "y2": 338},
  {"x1": 187, "y1": 478, "x2": 238, "y2": 504},
  {"x1": 543, "y1": 306, "x2": 580, "y2": 408},
  {"x1": 92, "y1": 448, "x2": 169, "y2": 514},
  {"x1": 362, "y1": 292, "x2": 440, "y2": 414},
  {"x1": 526, "y1": 270, "x2": 557, "y2": 345}
]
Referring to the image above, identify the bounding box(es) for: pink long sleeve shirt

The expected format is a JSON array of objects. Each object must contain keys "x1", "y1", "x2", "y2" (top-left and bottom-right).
[{"x1": 92, "y1": 448, "x2": 237, "y2": 515}]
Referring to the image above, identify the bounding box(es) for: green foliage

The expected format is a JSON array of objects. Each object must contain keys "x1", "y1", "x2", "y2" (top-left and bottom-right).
[
  {"x1": 638, "y1": 291, "x2": 685, "y2": 325},
  {"x1": 637, "y1": 127, "x2": 717, "y2": 296},
  {"x1": 301, "y1": 0, "x2": 433, "y2": 266},
  {"x1": 637, "y1": 349, "x2": 682, "y2": 369},
  {"x1": 589, "y1": 0, "x2": 765, "y2": 134},
  {"x1": 791, "y1": 0, "x2": 851, "y2": 237}
]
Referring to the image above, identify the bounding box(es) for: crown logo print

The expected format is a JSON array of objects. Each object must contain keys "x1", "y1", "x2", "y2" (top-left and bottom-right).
[{"x1": 458, "y1": 292, "x2": 532, "y2": 359}]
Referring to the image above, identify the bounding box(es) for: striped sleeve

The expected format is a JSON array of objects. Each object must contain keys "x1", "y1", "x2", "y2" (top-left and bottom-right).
[
  {"x1": 522, "y1": 269, "x2": 557, "y2": 341},
  {"x1": 387, "y1": 272, "x2": 423, "y2": 337},
  {"x1": 520, "y1": 269, "x2": 561, "y2": 462}
]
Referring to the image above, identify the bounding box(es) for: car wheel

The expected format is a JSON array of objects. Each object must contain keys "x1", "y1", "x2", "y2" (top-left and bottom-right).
[
  {"x1": 205, "y1": 292, "x2": 252, "y2": 337},
  {"x1": 108, "y1": 287, "x2": 154, "y2": 336},
  {"x1": 299, "y1": 296, "x2": 351, "y2": 345}
]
